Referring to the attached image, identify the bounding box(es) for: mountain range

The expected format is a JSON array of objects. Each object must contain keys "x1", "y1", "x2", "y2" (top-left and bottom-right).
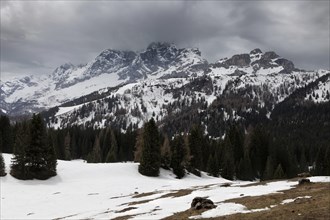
[{"x1": 1, "y1": 42, "x2": 329, "y2": 137}]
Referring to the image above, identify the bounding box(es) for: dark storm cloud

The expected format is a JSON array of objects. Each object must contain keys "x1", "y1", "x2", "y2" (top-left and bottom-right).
[{"x1": 1, "y1": 1, "x2": 329, "y2": 78}]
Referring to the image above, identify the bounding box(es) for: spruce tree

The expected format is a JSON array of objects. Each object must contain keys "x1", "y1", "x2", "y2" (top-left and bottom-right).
[
  {"x1": 64, "y1": 131, "x2": 71, "y2": 161},
  {"x1": 134, "y1": 128, "x2": 144, "y2": 162},
  {"x1": 87, "y1": 136, "x2": 102, "y2": 163},
  {"x1": 314, "y1": 145, "x2": 330, "y2": 176},
  {"x1": 0, "y1": 153, "x2": 6, "y2": 177},
  {"x1": 263, "y1": 156, "x2": 275, "y2": 180},
  {"x1": 221, "y1": 135, "x2": 235, "y2": 180},
  {"x1": 170, "y1": 135, "x2": 185, "y2": 179},
  {"x1": 101, "y1": 128, "x2": 111, "y2": 162},
  {"x1": 0, "y1": 115, "x2": 13, "y2": 153},
  {"x1": 273, "y1": 164, "x2": 286, "y2": 179},
  {"x1": 10, "y1": 121, "x2": 29, "y2": 179},
  {"x1": 228, "y1": 125, "x2": 244, "y2": 164},
  {"x1": 221, "y1": 153, "x2": 235, "y2": 180},
  {"x1": 138, "y1": 118, "x2": 161, "y2": 177},
  {"x1": 105, "y1": 130, "x2": 118, "y2": 162},
  {"x1": 161, "y1": 135, "x2": 171, "y2": 170},
  {"x1": 28, "y1": 114, "x2": 57, "y2": 179},
  {"x1": 11, "y1": 115, "x2": 57, "y2": 180},
  {"x1": 249, "y1": 125, "x2": 269, "y2": 178},
  {"x1": 188, "y1": 125, "x2": 203, "y2": 176},
  {"x1": 298, "y1": 149, "x2": 308, "y2": 173},
  {"x1": 207, "y1": 154, "x2": 219, "y2": 177},
  {"x1": 237, "y1": 153, "x2": 254, "y2": 181}
]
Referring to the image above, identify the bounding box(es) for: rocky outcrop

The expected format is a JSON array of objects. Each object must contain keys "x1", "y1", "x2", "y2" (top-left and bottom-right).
[
  {"x1": 298, "y1": 178, "x2": 311, "y2": 185},
  {"x1": 191, "y1": 197, "x2": 216, "y2": 210},
  {"x1": 220, "y1": 54, "x2": 251, "y2": 68}
]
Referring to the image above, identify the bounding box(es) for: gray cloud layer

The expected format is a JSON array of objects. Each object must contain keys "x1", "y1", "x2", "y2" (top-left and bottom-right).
[{"x1": 1, "y1": 0, "x2": 329, "y2": 77}]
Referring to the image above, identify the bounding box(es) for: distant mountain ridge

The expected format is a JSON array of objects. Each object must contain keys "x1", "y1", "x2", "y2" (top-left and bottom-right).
[
  {"x1": 1, "y1": 43, "x2": 329, "y2": 136},
  {"x1": 0, "y1": 42, "x2": 207, "y2": 116}
]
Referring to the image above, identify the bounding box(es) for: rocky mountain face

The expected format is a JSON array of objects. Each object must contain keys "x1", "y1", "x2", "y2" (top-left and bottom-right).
[
  {"x1": 1, "y1": 43, "x2": 329, "y2": 137},
  {"x1": 1, "y1": 42, "x2": 206, "y2": 116}
]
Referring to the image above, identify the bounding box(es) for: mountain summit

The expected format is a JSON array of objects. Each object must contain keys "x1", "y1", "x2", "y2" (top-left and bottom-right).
[{"x1": 0, "y1": 43, "x2": 329, "y2": 128}]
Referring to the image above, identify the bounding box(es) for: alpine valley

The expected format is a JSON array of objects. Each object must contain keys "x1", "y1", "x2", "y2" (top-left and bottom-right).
[{"x1": 1, "y1": 42, "x2": 329, "y2": 138}]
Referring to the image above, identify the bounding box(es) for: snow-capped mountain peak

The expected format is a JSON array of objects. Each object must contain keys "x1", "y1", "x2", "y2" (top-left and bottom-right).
[{"x1": 0, "y1": 43, "x2": 207, "y2": 116}]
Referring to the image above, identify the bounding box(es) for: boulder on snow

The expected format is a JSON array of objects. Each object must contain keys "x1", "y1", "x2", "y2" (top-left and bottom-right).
[
  {"x1": 298, "y1": 178, "x2": 311, "y2": 185},
  {"x1": 191, "y1": 197, "x2": 216, "y2": 210}
]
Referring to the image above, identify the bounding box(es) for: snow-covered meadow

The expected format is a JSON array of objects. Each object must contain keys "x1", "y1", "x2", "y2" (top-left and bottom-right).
[{"x1": 1, "y1": 154, "x2": 329, "y2": 219}]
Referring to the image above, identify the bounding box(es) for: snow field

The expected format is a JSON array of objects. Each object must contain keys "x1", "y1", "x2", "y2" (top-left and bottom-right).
[{"x1": 1, "y1": 154, "x2": 329, "y2": 219}]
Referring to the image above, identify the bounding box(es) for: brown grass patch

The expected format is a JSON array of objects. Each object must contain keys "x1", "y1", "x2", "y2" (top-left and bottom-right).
[
  {"x1": 160, "y1": 189, "x2": 193, "y2": 199},
  {"x1": 114, "y1": 207, "x2": 137, "y2": 213},
  {"x1": 164, "y1": 182, "x2": 330, "y2": 220},
  {"x1": 132, "y1": 191, "x2": 158, "y2": 198},
  {"x1": 162, "y1": 208, "x2": 205, "y2": 220},
  {"x1": 127, "y1": 199, "x2": 154, "y2": 206},
  {"x1": 225, "y1": 182, "x2": 328, "y2": 210}
]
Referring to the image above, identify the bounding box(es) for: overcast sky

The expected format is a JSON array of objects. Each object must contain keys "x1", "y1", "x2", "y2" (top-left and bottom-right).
[{"x1": 1, "y1": 0, "x2": 329, "y2": 78}]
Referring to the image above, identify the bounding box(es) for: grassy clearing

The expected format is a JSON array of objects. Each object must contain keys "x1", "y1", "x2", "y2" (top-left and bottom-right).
[{"x1": 165, "y1": 181, "x2": 330, "y2": 220}]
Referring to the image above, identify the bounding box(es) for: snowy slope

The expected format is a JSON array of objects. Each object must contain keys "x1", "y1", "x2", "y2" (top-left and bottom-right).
[
  {"x1": 304, "y1": 74, "x2": 330, "y2": 103},
  {"x1": 0, "y1": 43, "x2": 207, "y2": 116},
  {"x1": 2, "y1": 44, "x2": 329, "y2": 131},
  {"x1": 49, "y1": 63, "x2": 328, "y2": 130},
  {"x1": 1, "y1": 154, "x2": 329, "y2": 220}
]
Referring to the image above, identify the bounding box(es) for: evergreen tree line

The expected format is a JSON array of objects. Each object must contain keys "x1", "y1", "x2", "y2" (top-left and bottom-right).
[
  {"x1": 1, "y1": 114, "x2": 329, "y2": 181},
  {"x1": 0, "y1": 114, "x2": 57, "y2": 180},
  {"x1": 135, "y1": 118, "x2": 329, "y2": 180}
]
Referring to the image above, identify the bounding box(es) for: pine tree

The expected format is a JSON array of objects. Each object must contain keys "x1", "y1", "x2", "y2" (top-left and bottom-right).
[
  {"x1": 106, "y1": 130, "x2": 118, "y2": 162},
  {"x1": 138, "y1": 118, "x2": 161, "y2": 177},
  {"x1": 64, "y1": 131, "x2": 71, "y2": 161},
  {"x1": 0, "y1": 115, "x2": 13, "y2": 153},
  {"x1": 161, "y1": 134, "x2": 171, "y2": 170},
  {"x1": 221, "y1": 135, "x2": 235, "y2": 180},
  {"x1": 207, "y1": 154, "x2": 219, "y2": 177},
  {"x1": 71, "y1": 132, "x2": 78, "y2": 159},
  {"x1": 298, "y1": 149, "x2": 308, "y2": 173},
  {"x1": 87, "y1": 136, "x2": 102, "y2": 163},
  {"x1": 221, "y1": 153, "x2": 235, "y2": 180},
  {"x1": 0, "y1": 153, "x2": 6, "y2": 177},
  {"x1": 11, "y1": 115, "x2": 57, "y2": 180},
  {"x1": 237, "y1": 153, "x2": 254, "y2": 181},
  {"x1": 134, "y1": 128, "x2": 144, "y2": 162},
  {"x1": 263, "y1": 156, "x2": 275, "y2": 180},
  {"x1": 10, "y1": 121, "x2": 30, "y2": 179},
  {"x1": 101, "y1": 128, "x2": 111, "y2": 162},
  {"x1": 28, "y1": 114, "x2": 57, "y2": 179},
  {"x1": 188, "y1": 125, "x2": 203, "y2": 176},
  {"x1": 170, "y1": 135, "x2": 185, "y2": 179},
  {"x1": 228, "y1": 125, "x2": 244, "y2": 164},
  {"x1": 248, "y1": 125, "x2": 269, "y2": 178},
  {"x1": 315, "y1": 145, "x2": 330, "y2": 176},
  {"x1": 273, "y1": 164, "x2": 286, "y2": 179}
]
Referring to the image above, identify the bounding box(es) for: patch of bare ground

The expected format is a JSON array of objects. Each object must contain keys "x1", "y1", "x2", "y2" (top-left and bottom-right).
[
  {"x1": 163, "y1": 208, "x2": 206, "y2": 220},
  {"x1": 112, "y1": 212, "x2": 150, "y2": 220},
  {"x1": 127, "y1": 199, "x2": 154, "y2": 206},
  {"x1": 160, "y1": 189, "x2": 193, "y2": 199},
  {"x1": 132, "y1": 191, "x2": 159, "y2": 198},
  {"x1": 164, "y1": 181, "x2": 330, "y2": 220},
  {"x1": 114, "y1": 207, "x2": 137, "y2": 213}
]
